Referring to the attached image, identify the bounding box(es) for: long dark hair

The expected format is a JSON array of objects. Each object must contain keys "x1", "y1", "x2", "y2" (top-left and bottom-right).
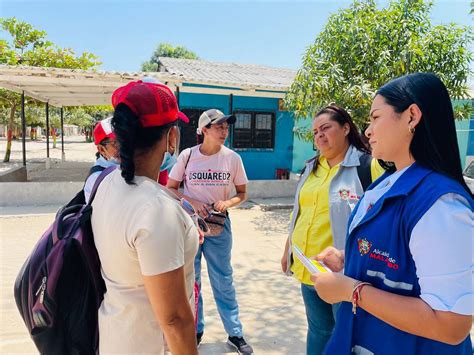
[
  {"x1": 112, "y1": 103, "x2": 175, "y2": 185},
  {"x1": 315, "y1": 104, "x2": 370, "y2": 154},
  {"x1": 377, "y1": 72, "x2": 471, "y2": 195}
]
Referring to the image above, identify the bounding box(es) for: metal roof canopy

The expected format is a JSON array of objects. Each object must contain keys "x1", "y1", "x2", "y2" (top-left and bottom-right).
[
  {"x1": 0, "y1": 63, "x2": 294, "y2": 107},
  {"x1": 0, "y1": 65, "x2": 179, "y2": 107},
  {"x1": 0, "y1": 63, "x2": 295, "y2": 168}
]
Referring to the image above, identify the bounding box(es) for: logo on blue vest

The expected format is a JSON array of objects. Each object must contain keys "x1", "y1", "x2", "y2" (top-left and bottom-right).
[{"x1": 357, "y1": 238, "x2": 372, "y2": 256}]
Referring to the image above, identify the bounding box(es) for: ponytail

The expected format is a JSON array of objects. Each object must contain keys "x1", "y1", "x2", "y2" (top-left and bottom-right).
[
  {"x1": 196, "y1": 133, "x2": 204, "y2": 144},
  {"x1": 112, "y1": 104, "x2": 139, "y2": 184},
  {"x1": 112, "y1": 103, "x2": 176, "y2": 185}
]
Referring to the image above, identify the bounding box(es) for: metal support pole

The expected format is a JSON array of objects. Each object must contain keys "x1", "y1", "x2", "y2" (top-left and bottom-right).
[
  {"x1": 229, "y1": 93, "x2": 233, "y2": 114},
  {"x1": 61, "y1": 107, "x2": 65, "y2": 161},
  {"x1": 176, "y1": 86, "x2": 180, "y2": 107},
  {"x1": 229, "y1": 93, "x2": 234, "y2": 145},
  {"x1": 46, "y1": 102, "x2": 50, "y2": 157},
  {"x1": 21, "y1": 91, "x2": 26, "y2": 166},
  {"x1": 45, "y1": 102, "x2": 50, "y2": 168}
]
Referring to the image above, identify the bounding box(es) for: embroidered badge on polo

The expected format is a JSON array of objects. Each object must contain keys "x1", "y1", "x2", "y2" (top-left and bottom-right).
[
  {"x1": 357, "y1": 238, "x2": 372, "y2": 256},
  {"x1": 339, "y1": 189, "x2": 360, "y2": 201},
  {"x1": 339, "y1": 189, "x2": 350, "y2": 200}
]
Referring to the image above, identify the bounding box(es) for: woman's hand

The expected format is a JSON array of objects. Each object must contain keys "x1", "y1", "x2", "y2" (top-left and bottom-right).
[
  {"x1": 189, "y1": 199, "x2": 211, "y2": 218},
  {"x1": 315, "y1": 246, "x2": 345, "y2": 272},
  {"x1": 311, "y1": 272, "x2": 355, "y2": 304},
  {"x1": 197, "y1": 227, "x2": 205, "y2": 244},
  {"x1": 213, "y1": 200, "x2": 231, "y2": 212}
]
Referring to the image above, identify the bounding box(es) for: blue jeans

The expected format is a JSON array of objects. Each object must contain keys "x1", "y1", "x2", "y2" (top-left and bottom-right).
[
  {"x1": 195, "y1": 217, "x2": 243, "y2": 337},
  {"x1": 301, "y1": 283, "x2": 339, "y2": 355}
]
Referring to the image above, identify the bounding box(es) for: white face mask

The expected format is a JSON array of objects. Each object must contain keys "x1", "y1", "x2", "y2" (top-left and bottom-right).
[
  {"x1": 108, "y1": 157, "x2": 120, "y2": 165},
  {"x1": 160, "y1": 151, "x2": 177, "y2": 172},
  {"x1": 160, "y1": 127, "x2": 179, "y2": 172}
]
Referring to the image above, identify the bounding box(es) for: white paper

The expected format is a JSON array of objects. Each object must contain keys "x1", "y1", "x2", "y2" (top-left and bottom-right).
[{"x1": 292, "y1": 244, "x2": 332, "y2": 273}]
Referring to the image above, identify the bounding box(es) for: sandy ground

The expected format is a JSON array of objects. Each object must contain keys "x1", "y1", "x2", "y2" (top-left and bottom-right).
[
  {"x1": 0, "y1": 136, "x2": 96, "y2": 181},
  {"x1": 0, "y1": 207, "x2": 308, "y2": 355},
  {"x1": 1, "y1": 136, "x2": 472, "y2": 353}
]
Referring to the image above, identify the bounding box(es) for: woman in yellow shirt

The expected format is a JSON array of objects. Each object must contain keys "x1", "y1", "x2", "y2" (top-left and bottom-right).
[{"x1": 281, "y1": 105, "x2": 384, "y2": 355}]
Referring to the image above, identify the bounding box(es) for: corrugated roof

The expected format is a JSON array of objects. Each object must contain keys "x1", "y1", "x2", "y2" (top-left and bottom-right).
[
  {"x1": 0, "y1": 65, "x2": 178, "y2": 106},
  {"x1": 0, "y1": 59, "x2": 297, "y2": 107},
  {"x1": 158, "y1": 57, "x2": 296, "y2": 91}
]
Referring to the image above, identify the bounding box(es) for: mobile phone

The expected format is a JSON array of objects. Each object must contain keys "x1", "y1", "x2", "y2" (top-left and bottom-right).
[{"x1": 293, "y1": 244, "x2": 332, "y2": 273}]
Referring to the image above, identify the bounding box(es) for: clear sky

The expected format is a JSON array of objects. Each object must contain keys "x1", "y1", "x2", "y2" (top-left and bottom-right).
[{"x1": 1, "y1": 0, "x2": 472, "y2": 72}]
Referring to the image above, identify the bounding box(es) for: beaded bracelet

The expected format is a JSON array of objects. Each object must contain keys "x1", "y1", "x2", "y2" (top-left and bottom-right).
[{"x1": 351, "y1": 281, "x2": 371, "y2": 314}]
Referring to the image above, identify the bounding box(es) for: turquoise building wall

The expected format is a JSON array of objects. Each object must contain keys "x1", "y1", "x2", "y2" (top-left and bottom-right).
[
  {"x1": 179, "y1": 92, "x2": 294, "y2": 180},
  {"x1": 291, "y1": 116, "x2": 314, "y2": 173}
]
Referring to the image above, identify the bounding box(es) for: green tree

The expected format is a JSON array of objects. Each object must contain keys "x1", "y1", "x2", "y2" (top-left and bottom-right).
[
  {"x1": 141, "y1": 42, "x2": 199, "y2": 71},
  {"x1": 285, "y1": 0, "x2": 473, "y2": 141},
  {"x1": 0, "y1": 17, "x2": 100, "y2": 161}
]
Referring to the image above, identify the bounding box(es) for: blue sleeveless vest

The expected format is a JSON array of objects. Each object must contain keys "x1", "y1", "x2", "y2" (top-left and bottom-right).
[{"x1": 324, "y1": 163, "x2": 473, "y2": 355}]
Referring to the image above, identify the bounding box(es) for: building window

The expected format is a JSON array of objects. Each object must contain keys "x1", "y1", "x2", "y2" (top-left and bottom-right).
[{"x1": 233, "y1": 111, "x2": 275, "y2": 149}]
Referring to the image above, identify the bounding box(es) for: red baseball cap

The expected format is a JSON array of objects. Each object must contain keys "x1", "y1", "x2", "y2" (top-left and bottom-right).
[
  {"x1": 93, "y1": 117, "x2": 116, "y2": 145},
  {"x1": 111, "y1": 80, "x2": 189, "y2": 127}
]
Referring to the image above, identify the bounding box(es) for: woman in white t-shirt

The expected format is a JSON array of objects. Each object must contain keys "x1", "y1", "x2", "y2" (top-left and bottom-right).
[
  {"x1": 168, "y1": 109, "x2": 253, "y2": 354},
  {"x1": 91, "y1": 80, "x2": 199, "y2": 355}
]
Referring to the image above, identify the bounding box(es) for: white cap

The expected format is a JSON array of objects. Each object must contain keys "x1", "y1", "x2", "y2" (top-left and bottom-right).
[
  {"x1": 197, "y1": 109, "x2": 236, "y2": 134},
  {"x1": 141, "y1": 76, "x2": 162, "y2": 84}
]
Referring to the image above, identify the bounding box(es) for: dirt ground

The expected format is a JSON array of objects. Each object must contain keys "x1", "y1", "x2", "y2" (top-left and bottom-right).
[
  {"x1": 1, "y1": 136, "x2": 472, "y2": 354},
  {"x1": 0, "y1": 136, "x2": 96, "y2": 182}
]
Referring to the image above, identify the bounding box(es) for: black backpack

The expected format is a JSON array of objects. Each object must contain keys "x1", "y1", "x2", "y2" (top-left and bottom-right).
[{"x1": 14, "y1": 166, "x2": 115, "y2": 355}]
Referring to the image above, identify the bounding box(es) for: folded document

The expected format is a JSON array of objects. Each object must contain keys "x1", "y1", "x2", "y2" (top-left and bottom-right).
[{"x1": 293, "y1": 245, "x2": 332, "y2": 274}]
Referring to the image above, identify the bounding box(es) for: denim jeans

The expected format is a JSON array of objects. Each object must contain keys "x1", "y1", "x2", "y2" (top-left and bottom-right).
[
  {"x1": 301, "y1": 283, "x2": 339, "y2": 355},
  {"x1": 195, "y1": 217, "x2": 243, "y2": 337}
]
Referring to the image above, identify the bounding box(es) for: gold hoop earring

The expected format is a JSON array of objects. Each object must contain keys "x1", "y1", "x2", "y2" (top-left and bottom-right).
[{"x1": 409, "y1": 127, "x2": 415, "y2": 134}]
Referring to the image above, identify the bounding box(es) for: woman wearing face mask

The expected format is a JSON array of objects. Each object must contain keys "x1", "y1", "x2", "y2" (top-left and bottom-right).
[
  {"x1": 157, "y1": 134, "x2": 179, "y2": 185},
  {"x1": 313, "y1": 73, "x2": 473, "y2": 355},
  {"x1": 167, "y1": 109, "x2": 253, "y2": 354},
  {"x1": 281, "y1": 105, "x2": 384, "y2": 355},
  {"x1": 83, "y1": 117, "x2": 120, "y2": 202},
  {"x1": 91, "y1": 80, "x2": 199, "y2": 354}
]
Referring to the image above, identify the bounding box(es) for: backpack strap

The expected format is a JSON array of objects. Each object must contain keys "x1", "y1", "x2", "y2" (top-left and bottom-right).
[
  {"x1": 182, "y1": 148, "x2": 193, "y2": 188},
  {"x1": 88, "y1": 166, "x2": 117, "y2": 205},
  {"x1": 88, "y1": 165, "x2": 106, "y2": 176},
  {"x1": 184, "y1": 148, "x2": 193, "y2": 173},
  {"x1": 357, "y1": 153, "x2": 373, "y2": 191}
]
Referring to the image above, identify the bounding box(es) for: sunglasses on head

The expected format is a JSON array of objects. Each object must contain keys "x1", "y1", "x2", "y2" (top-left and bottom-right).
[{"x1": 179, "y1": 198, "x2": 210, "y2": 234}]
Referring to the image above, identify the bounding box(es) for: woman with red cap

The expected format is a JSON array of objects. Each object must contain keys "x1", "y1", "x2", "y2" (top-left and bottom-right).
[
  {"x1": 83, "y1": 117, "x2": 120, "y2": 203},
  {"x1": 91, "y1": 80, "x2": 199, "y2": 354}
]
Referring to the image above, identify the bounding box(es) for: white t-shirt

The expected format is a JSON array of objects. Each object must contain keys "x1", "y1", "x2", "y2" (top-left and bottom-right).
[
  {"x1": 350, "y1": 166, "x2": 473, "y2": 315},
  {"x1": 169, "y1": 145, "x2": 248, "y2": 204},
  {"x1": 84, "y1": 156, "x2": 118, "y2": 203},
  {"x1": 91, "y1": 170, "x2": 199, "y2": 354}
]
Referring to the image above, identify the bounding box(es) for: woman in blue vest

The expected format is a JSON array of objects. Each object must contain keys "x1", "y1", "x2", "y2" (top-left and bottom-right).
[{"x1": 312, "y1": 73, "x2": 473, "y2": 354}]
